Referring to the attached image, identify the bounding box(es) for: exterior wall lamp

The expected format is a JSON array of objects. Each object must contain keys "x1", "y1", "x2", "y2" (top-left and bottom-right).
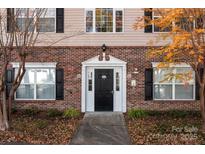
[{"x1": 101, "y1": 44, "x2": 107, "y2": 52}]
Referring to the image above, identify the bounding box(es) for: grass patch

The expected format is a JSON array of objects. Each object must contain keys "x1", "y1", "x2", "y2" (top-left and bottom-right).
[
  {"x1": 128, "y1": 109, "x2": 148, "y2": 119},
  {"x1": 34, "y1": 119, "x2": 49, "y2": 129},
  {"x1": 63, "y1": 108, "x2": 80, "y2": 118}
]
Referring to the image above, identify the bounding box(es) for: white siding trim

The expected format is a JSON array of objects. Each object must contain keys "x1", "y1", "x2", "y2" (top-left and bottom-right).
[{"x1": 11, "y1": 62, "x2": 57, "y2": 68}]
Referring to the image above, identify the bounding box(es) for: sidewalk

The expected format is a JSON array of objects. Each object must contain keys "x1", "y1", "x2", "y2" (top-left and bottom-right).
[{"x1": 70, "y1": 112, "x2": 131, "y2": 145}]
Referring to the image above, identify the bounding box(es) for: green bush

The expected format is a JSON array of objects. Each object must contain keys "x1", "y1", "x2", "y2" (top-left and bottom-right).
[
  {"x1": 23, "y1": 106, "x2": 40, "y2": 116},
  {"x1": 167, "y1": 110, "x2": 189, "y2": 118},
  {"x1": 35, "y1": 119, "x2": 48, "y2": 129},
  {"x1": 128, "y1": 109, "x2": 148, "y2": 119},
  {"x1": 147, "y1": 110, "x2": 200, "y2": 118},
  {"x1": 47, "y1": 108, "x2": 62, "y2": 117},
  {"x1": 63, "y1": 108, "x2": 80, "y2": 118}
]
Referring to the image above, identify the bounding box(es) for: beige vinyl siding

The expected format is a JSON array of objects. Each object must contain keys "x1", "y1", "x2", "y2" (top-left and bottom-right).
[{"x1": 3, "y1": 8, "x2": 169, "y2": 46}]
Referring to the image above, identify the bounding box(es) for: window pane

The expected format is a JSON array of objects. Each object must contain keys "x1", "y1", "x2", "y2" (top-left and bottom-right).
[
  {"x1": 37, "y1": 18, "x2": 55, "y2": 32},
  {"x1": 175, "y1": 67, "x2": 194, "y2": 83},
  {"x1": 17, "y1": 69, "x2": 35, "y2": 84},
  {"x1": 175, "y1": 17, "x2": 194, "y2": 32},
  {"x1": 154, "y1": 85, "x2": 172, "y2": 99},
  {"x1": 16, "y1": 18, "x2": 35, "y2": 32},
  {"x1": 36, "y1": 69, "x2": 55, "y2": 83},
  {"x1": 45, "y1": 8, "x2": 56, "y2": 17},
  {"x1": 154, "y1": 68, "x2": 173, "y2": 83},
  {"x1": 86, "y1": 10, "x2": 93, "y2": 32},
  {"x1": 16, "y1": 8, "x2": 35, "y2": 17},
  {"x1": 116, "y1": 72, "x2": 120, "y2": 91},
  {"x1": 154, "y1": 17, "x2": 172, "y2": 32},
  {"x1": 37, "y1": 84, "x2": 55, "y2": 99},
  {"x1": 96, "y1": 8, "x2": 113, "y2": 32},
  {"x1": 16, "y1": 85, "x2": 34, "y2": 99},
  {"x1": 175, "y1": 85, "x2": 194, "y2": 99},
  {"x1": 115, "y1": 10, "x2": 123, "y2": 32}
]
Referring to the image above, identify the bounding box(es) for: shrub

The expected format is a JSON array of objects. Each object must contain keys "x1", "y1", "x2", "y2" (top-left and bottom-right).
[
  {"x1": 47, "y1": 108, "x2": 62, "y2": 117},
  {"x1": 63, "y1": 108, "x2": 80, "y2": 118},
  {"x1": 23, "y1": 106, "x2": 40, "y2": 116},
  {"x1": 35, "y1": 119, "x2": 48, "y2": 129},
  {"x1": 167, "y1": 110, "x2": 189, "y2": 118},
  {"x1": 128, "y1": 109, "x2": 148, "y2": 119}
]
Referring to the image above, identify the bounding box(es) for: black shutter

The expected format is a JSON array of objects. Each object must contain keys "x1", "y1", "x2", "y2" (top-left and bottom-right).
[
  {"x1": 7, "y1": 8, "x2": 14, "y2": 33},
  {"x1": 145, "y1": 68, "x2": 153, "y2": 100},
  {"x1": 6, "y1": 68, "x2": 15, "y2": 98},
  {"x1": 56, "y1": 8, "x2": 64, "y2": 33},
  {"x1": 56, "y1": 68, "x2": 64, "y2": 100},
  {"x1": 196, "y1": 68, "x2": 204, "y2": 100},
  {"x1": 196, "y1": 17, "x2": 204, "y2": 29},
  {"x1": 144, "y1": 8, "x2": 153, "y2": 33}
]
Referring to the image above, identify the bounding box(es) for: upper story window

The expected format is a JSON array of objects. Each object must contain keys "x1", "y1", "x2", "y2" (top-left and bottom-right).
[
  {"x1": 37, "y1": 8, "x2": 56, "y2": 32},
  {"x1": 85, "y1": 8, "x2": 123, "y2": 33},
  {"x1": 152, "y1": 9, "x2": 197, "y2": 33},
  {"x1": 153, "y1": 9, "x2": 172, "y2": 33},
  {"x1": 16, "y1": 8, "x2": 56, "y2": 32},
  {"x1": 16, "y1": 8, "x2": 35, "y2": 32}
]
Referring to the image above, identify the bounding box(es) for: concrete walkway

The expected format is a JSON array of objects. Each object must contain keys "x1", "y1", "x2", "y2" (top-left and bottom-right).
[{"x1": 70, "y1": 112, "x2": 131, "y2": 145}]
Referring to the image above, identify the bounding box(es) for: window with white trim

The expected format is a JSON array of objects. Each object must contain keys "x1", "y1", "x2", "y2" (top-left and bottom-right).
[
  {"x1": 37, "y1": 8, "x2": 56, "y2": 32},
  {"x1": 85, "y1": 8, "x2": 123, "y2": 32},
  {"x1": 153, "y1": 67, "x2": 195, "y2": 100},
  {"x1": 16, "y1": 68, "x2": 56, "y2": 100},
  {"x1": 15, "y1": 8, "x2": 56, "y2": 32},
  {"x1": 153, "y1": 9, "x2": 172, "y2": 32},
  {"x1": 16, "y1": 8, "x2": 35, "y2": 32},
  {"x1": 153, "y1": 9, "x2": 196, "y2": 33}
]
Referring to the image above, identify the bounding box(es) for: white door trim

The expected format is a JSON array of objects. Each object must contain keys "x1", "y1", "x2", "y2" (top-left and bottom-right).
[{"x1": 81, "y1": 55, "x2": 127, "y2": 112}]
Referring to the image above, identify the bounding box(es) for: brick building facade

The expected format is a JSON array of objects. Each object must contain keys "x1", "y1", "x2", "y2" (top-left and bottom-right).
[
  {"x1": 1, "y1": 8, "x2": 201, "y2": 112},
  {"x1": 9, "y1": 46, "x2": 199, "y2": 111}
]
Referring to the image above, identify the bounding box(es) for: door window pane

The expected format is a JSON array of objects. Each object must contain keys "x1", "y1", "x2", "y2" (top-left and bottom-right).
[
  {"x1": 154, "y1": 85, "x2": 172, "y2": 99},
  {"x1": 16, "y1": 85, "x2": 34, "y2": 99},
  {"x1": 175, "y1": 85, "x2": 194, "y2": 99}
]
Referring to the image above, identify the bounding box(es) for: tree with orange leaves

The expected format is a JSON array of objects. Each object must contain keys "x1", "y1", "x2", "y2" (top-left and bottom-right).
[{"x1": 135, "y1": 8, "x2": 205, "y2": 132}]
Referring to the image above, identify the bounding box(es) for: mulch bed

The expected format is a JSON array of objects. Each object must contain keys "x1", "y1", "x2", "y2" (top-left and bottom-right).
[
  {"x1": 0, "y1": 110, "x2": 83, "y2": 144},
  {"x1": 125, "y1": 111, "x2": 205, "y2": 145}
]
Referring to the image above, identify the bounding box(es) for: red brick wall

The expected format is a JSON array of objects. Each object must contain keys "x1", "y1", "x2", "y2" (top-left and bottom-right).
[{"x1": 7, "y1": 46, "x2": 200, "y2": 111}]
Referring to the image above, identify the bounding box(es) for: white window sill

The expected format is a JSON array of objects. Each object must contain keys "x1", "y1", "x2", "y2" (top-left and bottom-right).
[
  {"x1": 153, "y1": 99, "x2": 196, "y2": 101},
  {"x1": 15, "y1": 99, "x2": 56, "y2": 101}
]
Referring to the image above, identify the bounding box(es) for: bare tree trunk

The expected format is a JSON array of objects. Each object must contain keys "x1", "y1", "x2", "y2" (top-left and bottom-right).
[
  {"x1": 199, "y1": 85, "x2": 205, "y2": 133},
  {"x1": 0, "y1": 97, "x2": 5, "y2": 131},
  {"x1": 8, "y1": 89, "x2": 14, "y2": 121},
  {"x1": 0, "y1": 90, "x2": 9, "y2": 130}
]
